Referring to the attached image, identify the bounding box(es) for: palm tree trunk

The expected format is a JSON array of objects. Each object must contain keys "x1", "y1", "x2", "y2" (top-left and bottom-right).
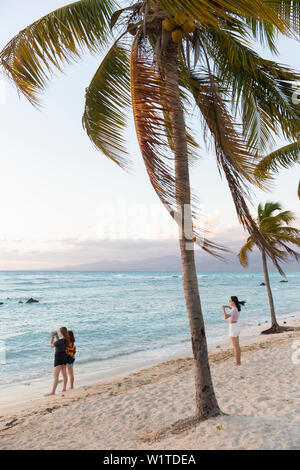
[
  {"x1": 261, "y1": 248, "x2": 279, "y2": 332},
  {"x1": 162, "y1": 40, "x2": 221, "y2": 420}
]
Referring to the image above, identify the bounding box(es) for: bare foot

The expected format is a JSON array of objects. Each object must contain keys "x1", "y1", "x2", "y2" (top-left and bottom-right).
[{"x1": 44, "y1": 392, "x2": 55, "y2": 396}]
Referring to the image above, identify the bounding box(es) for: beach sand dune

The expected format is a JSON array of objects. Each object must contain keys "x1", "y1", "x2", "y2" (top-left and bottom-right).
[{"x1": 0, "y1": 325, "x2": 299, "y2": 450}]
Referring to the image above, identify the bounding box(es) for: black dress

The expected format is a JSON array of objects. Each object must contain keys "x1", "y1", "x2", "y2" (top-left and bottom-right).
[{"x1": 54, "y1": 338, "x2": 67, "y2": 367}]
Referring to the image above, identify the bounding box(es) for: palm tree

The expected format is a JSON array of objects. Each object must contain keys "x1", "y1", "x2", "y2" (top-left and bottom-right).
[
  {"x1": 239, "y1": 201, "x2": 300, "y2": 334},
  {"x1": 1, "y1": 0, "x2": 300, "y2": 422},
  {"x1": 255, "y1": 142, "x2": 300, "y2": 199}
]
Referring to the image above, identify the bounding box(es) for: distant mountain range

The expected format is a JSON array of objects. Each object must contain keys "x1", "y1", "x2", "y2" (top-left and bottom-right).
[{"x1": 52, "y1": 251, "x2": 300, "y2": 272}]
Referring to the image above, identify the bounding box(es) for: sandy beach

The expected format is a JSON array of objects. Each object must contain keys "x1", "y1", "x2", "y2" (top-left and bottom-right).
[{"x1": 0, "y1": 317, "x2": 299, "y2": 450}]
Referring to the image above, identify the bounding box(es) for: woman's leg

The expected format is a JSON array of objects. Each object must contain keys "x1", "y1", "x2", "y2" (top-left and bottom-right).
[
  {"x1": 51, "y1": 366, "x2": 61, "y2": 394},
  {"x1": 61, "y1": 365, "x2": 67, "y2": 392},
  {"x1": 67, "y1": 365, "x2": 74, "y2": 389},
  {"x1": 230, "y1": 337, "x2": 241, "y2": 365}
]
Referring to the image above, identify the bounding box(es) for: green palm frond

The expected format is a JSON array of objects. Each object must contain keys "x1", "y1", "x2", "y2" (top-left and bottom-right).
[
  {"x1": 255, "y1": 141, "x2": 300, "y2": 182},
  {"x1": 82, "y1": 37, "x2": 131, "y2": 169},
  {"x1": 258, "y1": 200, "x2": 282, "y2": 220},
  {"x1": 204, "y1": 29, "x2": 300, "y2": 152},
  {"x1": 298, "y1": 180, "x2": 300, "y2": 199},
  {"x1": 244, "y1": 17, "x2": 278, "y2": 53},
  {"x1": 241, "y1": 200, "x2": 300, "y2": 272},
  {"x1": 0, "y1": 0, "x2": 116, "y2": 105},
  {"x1": 180, "y1": 61, "x2": 285, "y2": 268},
  {"x1": 156, "y1": 0, "x2": 288, "y2": 32}
]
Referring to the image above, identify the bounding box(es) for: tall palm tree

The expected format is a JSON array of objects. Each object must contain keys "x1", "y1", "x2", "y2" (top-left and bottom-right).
[
  {"x1": 255, "y1": 142, "x2": 300, "y2": 199},
  {"x1": 239, "y1": 201, "x2": 300, "y2": 334},
  {"x1": 1, "y1": 0, "x2": 300, "y2": 422}
]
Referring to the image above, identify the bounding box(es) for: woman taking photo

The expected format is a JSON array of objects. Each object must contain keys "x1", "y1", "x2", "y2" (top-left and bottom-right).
[
  {"x1": 45, "y1": 326, "x2": 70, "y2": 396},
  {"x1": 222, "y1": 296, "x2": 246, "y2": 366}
]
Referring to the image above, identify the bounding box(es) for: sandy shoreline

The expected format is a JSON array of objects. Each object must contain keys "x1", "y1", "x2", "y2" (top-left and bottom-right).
[
  {"x1": 0, "y1": 317, "x2": 299, "y2": 449},
  {"x1": 1, "y1": 311, "x2": 298, "y2": 412}
]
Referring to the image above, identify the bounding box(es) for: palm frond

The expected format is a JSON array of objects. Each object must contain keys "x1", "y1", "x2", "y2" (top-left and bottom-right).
[
  {"x1": 156, "y1": 0, "x2": 288, "y2": 32},
  {"x1": 0, "y1": 0, "x2": 116, "y2": 105},
  {"x1": 270, "y1": 233, "x2": 300, "y2": 261},
  {"x1": 180, "y1": 61, "x2": 285, "y2": 265},
  {"x1": 244, "y1": 17, "x2": 278, "y2": 53},
  {"x1": 258, "y1": 200, "x2": 282, "y2": 220},
  {"x1": 130, "y1": 36, "x2": 225, "y2": 257},
  {"x1": 250, "y1": 200, "x2": 300, "y2": 271},
  {"x1": 264, "y1": 0, "x2": 300, "y2": 33},
  {"x1": 204, "y1": 29, "x2": 300, "y2": 152},
  {"x1": 238, "y1": 236, "x2": 254, "y2": 267},
  {"x1": 255, "y1": 141, "x2": 300, "y2": 181},
  {"x1": 82, "y1": 36, "x2": 131, "y2": 168}
]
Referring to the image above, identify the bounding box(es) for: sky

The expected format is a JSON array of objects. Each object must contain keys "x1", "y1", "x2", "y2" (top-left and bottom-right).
[{"x1": 0, "y1": 0, "x2": 299, "y2": 270}]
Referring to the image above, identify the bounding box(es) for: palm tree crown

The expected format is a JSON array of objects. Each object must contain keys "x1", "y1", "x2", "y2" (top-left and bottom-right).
[
  {"x1": 239, "y1": 201, "x2": 300, "y2": 270},
  {"x1": 1, "y1": 0, "x2": 300, "y2": 264},
  {"x1": 239, "y1": 201, "x2": 300, "y2": 333}
]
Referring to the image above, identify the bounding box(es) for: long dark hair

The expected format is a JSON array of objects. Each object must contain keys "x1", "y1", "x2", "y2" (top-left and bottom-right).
[
  {"x1": 68, "y1": 330, "x2": 75, "y2": 344},
  {"x1": 231, "y1": 296, "x2": 246, "y2": 312},
  {"x1": 60, "y1": 326, "x2": 70, "y2": 346}
]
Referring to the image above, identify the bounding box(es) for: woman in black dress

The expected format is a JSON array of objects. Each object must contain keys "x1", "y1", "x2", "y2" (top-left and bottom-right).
[{"x1": 45, "y1": 326, "x2": 69, "y2": 396}]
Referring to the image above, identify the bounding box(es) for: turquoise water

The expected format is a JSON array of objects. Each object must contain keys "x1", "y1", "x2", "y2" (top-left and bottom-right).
[{"x1": 0, "y1": 271, "x2": 299, "y2": 387}]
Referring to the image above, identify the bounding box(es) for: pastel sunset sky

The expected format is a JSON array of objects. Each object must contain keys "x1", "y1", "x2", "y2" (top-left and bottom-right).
[{"x1": 0, "y1": 0, "x2": 299, "y2": 270}]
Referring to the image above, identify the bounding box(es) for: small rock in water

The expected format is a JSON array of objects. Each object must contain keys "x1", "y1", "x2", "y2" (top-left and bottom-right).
[
  {"x1": 258, "y1": 323, "x2": 261, "y2": 326},
  {"x1": 216, "y1": 345, "x2": 221, "y2": 349},
  {"x1": 260, "y1": 282, "x2": 266, "y2": 286},
  {"x1": 26, "y1": 298, "x2": 39, "y2": 304},
  {"x1": 283, "y1": 321, "x2": 287, "y2": 324},
  {"x1": 280, "y1": 280, "x2": 288, "y2": 283},
  {"x1": 0, "y1": 302, "x2": 3, "y2": 306},
  {"x1": 18, "y1": 301, "x2": 23, "y2": 304}
]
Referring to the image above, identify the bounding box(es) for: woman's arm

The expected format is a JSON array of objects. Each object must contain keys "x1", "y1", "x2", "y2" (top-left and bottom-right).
[
  {"x1": 50, "y1": 333, "x2": 58, "y2": 348},
  {"x1": 222, "y1": 305, "x2": 231, "y2": 319}
]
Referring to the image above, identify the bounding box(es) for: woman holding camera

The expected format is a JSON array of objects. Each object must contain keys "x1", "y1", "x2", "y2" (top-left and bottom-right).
[
  {"x1": 45, "y1": 327, "x2": 70, "y2": 396},
  {"x1": 222, "y1": 296, "x2": 246, "y2": 366}
]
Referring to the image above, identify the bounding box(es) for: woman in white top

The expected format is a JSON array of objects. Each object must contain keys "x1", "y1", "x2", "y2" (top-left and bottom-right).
[{"x1": 222, "y1": 296, "x2": 246, "y2": 366}]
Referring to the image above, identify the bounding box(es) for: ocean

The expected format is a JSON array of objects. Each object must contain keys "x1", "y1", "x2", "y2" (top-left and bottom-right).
[{"x1": 0, "y1": 271, "x2": 299, "y2": 392}]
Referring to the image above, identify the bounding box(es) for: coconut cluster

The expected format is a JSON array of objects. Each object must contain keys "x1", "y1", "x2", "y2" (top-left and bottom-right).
[{"x1": 162, "y1": 12, "x2": 196, "y2": 43}]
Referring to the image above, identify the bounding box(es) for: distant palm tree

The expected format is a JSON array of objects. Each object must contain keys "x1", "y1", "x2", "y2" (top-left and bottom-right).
[
  {"x1": 255, "y1": 142, "x2": 300, "y2": 199},
  {"x1": 1, "y1": 0, "x2": 300, "y2": 422},
  {"x1": 239, "y1": 201, "x2": 300, "y2": 334}
]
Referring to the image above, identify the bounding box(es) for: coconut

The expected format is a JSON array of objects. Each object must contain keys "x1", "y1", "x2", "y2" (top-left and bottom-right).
[
  {"x1": 172, "y1": 28, "x2": 184, "y2": 43},
  {"x1": 162, "y1": 18, "x2": 176, "y2": 32},
  {"x1": 182, "y1": 19, "x2": 196, "y2": 35},
  {"x1": 174, "y1": 12, "x2": 187, "y2": 25}
]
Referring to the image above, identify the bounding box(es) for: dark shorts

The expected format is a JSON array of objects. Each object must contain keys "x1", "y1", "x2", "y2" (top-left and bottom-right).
[
  {"x1": 66, "y1": 354, "x2": 75, "y2": 366},
  {"x1": 54, "y1": 352, "x2": 67, "y2": 367}
]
